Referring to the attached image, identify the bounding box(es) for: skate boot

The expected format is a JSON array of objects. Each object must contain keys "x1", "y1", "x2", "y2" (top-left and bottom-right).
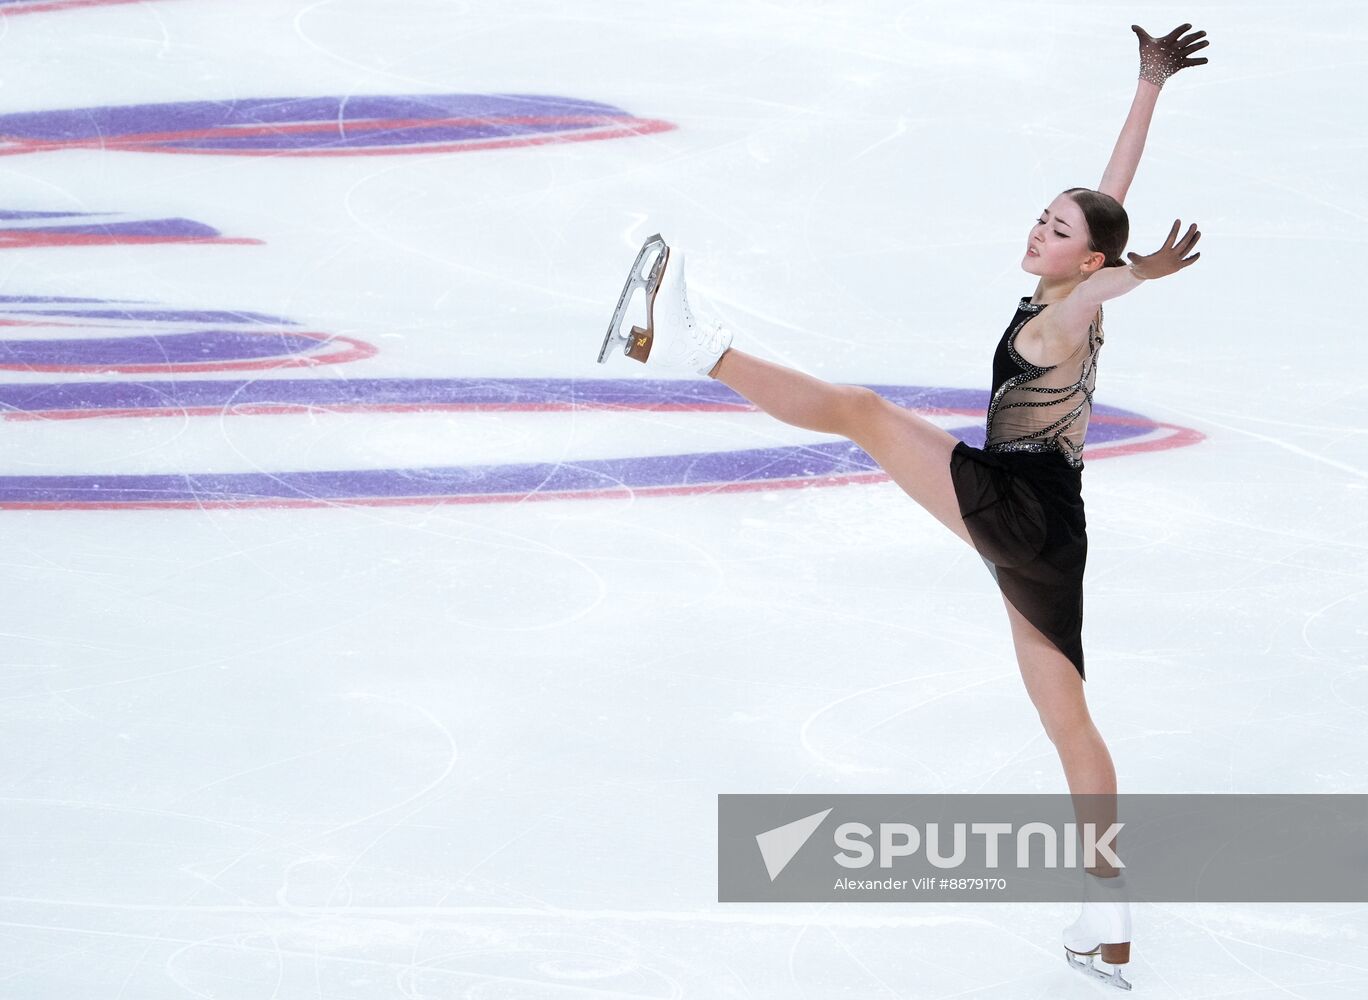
[
  {"x1": 1063, "y1": 873, "x2": 1133, "y2": 990},
  {"x1": 598, "y1": 234, "x2": 732, "y2": 376}
]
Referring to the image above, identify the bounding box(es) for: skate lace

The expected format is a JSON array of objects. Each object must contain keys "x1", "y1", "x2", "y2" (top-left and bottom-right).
[
  {"x1": 699, "y1": 316, "x2": 726, "y2": 353},
  {"x1": 677, "y1": 281, "x2": 730, "y2": 371}
]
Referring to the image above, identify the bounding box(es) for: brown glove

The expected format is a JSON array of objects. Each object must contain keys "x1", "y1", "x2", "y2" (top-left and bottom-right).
[
  {"x1": 1126, "y1": 220, "x2": 1202, "y2": 280},
  {"x1": 1133, "y1": 23, "x2": 1210, "y2": 88}
]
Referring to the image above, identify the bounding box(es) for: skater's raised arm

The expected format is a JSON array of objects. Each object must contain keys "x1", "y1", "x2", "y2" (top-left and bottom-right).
[
  {"x1": 1069, "y1": 218, "x2": 1202, "y2": 313},
  {"x1": 1096, "y1": 23, "x2": 1210, "y2": 205}
]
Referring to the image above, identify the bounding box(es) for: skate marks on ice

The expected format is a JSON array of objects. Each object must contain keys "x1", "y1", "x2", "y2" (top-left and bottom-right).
[{"x1": 0, "y1": 896, "x2": 1029, "y2": 997}]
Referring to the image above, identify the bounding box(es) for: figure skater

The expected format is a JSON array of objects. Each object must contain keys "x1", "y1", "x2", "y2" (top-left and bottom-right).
[{"x1": 599, "y1": 22, "x2": 1208, "y2": 990}]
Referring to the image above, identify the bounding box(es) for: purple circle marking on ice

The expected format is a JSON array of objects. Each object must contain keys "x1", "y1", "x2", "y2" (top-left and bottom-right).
[
  {"x1": 0, "y1": 94, "x2": 674, "y2": 156},
  {"x1": 0, "y1": 298, "x2": 373, "y2": 371},
  {"x1": 0, "y1": 378, "x2": 1196, "y2": 508},
  {"x1": 0, "y1": 209, "x2": 249, "y2": 246},
  {"x1": 0, "y1": 331, "x2": 332, "y2": 366}
]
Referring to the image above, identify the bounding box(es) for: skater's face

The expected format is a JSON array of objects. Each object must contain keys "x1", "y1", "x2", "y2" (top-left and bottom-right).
[{"x1": 1023, "y1": 195, "x2": 1104, "y2": 277}]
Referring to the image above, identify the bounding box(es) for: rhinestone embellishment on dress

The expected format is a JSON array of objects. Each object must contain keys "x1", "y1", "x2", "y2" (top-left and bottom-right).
[{"x1": 983, "y1": 298, "x2": 1105, "y2": 468}]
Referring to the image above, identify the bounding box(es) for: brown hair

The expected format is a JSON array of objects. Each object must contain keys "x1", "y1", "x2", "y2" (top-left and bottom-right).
[{"x1": 1062, "y1": 187, "x2": 1129, "y2": 268}]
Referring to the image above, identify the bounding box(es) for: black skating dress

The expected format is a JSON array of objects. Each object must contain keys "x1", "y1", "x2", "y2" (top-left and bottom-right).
[{"x1": 949, "y1": 296, "x2": 1104, "y2": 681}]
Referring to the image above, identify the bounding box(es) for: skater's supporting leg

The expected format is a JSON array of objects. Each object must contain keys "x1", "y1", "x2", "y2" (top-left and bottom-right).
[
  {"x1": 708, "y1": 348, "x2": 976, "y2": 548},
  {"x1": 1004, "y1": 595, "x2": 1120, "y2": 872}
]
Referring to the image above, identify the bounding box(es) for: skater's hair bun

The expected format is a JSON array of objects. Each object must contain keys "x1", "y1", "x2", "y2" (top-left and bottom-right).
[{"x1": 1062, "y1": 188, "x2": 1129, "y2": 268}]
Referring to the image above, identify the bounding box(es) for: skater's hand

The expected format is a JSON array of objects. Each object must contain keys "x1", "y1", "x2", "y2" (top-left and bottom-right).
[
  {"x1": 1132, "y1": 23, "x2": 1210, "y2": 88},
  {"x1": 1126, "y1": 219, "x2": 1201, "y2": 279}
]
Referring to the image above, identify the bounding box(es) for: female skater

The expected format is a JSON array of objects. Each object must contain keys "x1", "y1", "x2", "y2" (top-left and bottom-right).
[{"x1": 599, "y1": 22, "x2": 1208, "y2": 989}]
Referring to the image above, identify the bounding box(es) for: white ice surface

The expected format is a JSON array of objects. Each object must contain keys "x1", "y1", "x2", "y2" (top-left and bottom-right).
[{"x1": 0, "y1": 0, "x2": 1364, "y2": 996}]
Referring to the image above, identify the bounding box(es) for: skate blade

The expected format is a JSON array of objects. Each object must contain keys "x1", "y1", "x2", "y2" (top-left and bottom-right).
[
  {"x1": 598, "y1": 234, "x2": 668, "y2": 364},
  {"x1": 1065, "y1": 950, "x2": 1133, "y2": 991}
]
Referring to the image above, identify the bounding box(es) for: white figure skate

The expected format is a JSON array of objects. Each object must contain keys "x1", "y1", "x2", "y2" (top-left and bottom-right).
[
  {"x1": 1063, "y1": 898, "x2": 1133, "y2": 990},
  {"x1": 598, "y1": 234, "x2": 732, "y2": 375}
]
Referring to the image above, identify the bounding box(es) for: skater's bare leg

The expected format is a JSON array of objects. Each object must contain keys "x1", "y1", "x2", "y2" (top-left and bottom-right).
[
  {"x1": 707, "y1": 347, "x2": 870, "y2": 435},
  {"x1": 709, "y1": 349, "x2": 1116, "y2": 813},
  {"x1": 1004, "y1": 595, "x2": 1120, "y2": 875},
  {"x1": 708, "y1": 348, "x2": 975, "y2": 547}
]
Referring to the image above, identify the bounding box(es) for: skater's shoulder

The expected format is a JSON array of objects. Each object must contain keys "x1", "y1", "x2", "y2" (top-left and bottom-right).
[{"x1": 1028, "y1": 292, "x2": 1104, "y2": 364}]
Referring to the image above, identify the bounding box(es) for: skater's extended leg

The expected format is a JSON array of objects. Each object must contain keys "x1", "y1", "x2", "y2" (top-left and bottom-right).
[
  {"x1": 707, "y1": 348, "x2": 870, "y2": 435},
  {"x1": 603, "y1": 243, "x2": 972, "y2": 548},
  {"x1": 709, "y1": 349, "x2": 975, "y2": 548}
]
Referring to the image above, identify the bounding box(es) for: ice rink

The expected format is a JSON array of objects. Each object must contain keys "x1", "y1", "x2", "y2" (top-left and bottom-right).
[{"x1": 0, "y1": 0, "x2": 1364, "y2": 995}]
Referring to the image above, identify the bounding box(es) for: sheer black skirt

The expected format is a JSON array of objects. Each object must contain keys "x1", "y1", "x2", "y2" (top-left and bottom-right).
[{"x1": 949, "y1": 441, "x2": 1088, "y2": 681}]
